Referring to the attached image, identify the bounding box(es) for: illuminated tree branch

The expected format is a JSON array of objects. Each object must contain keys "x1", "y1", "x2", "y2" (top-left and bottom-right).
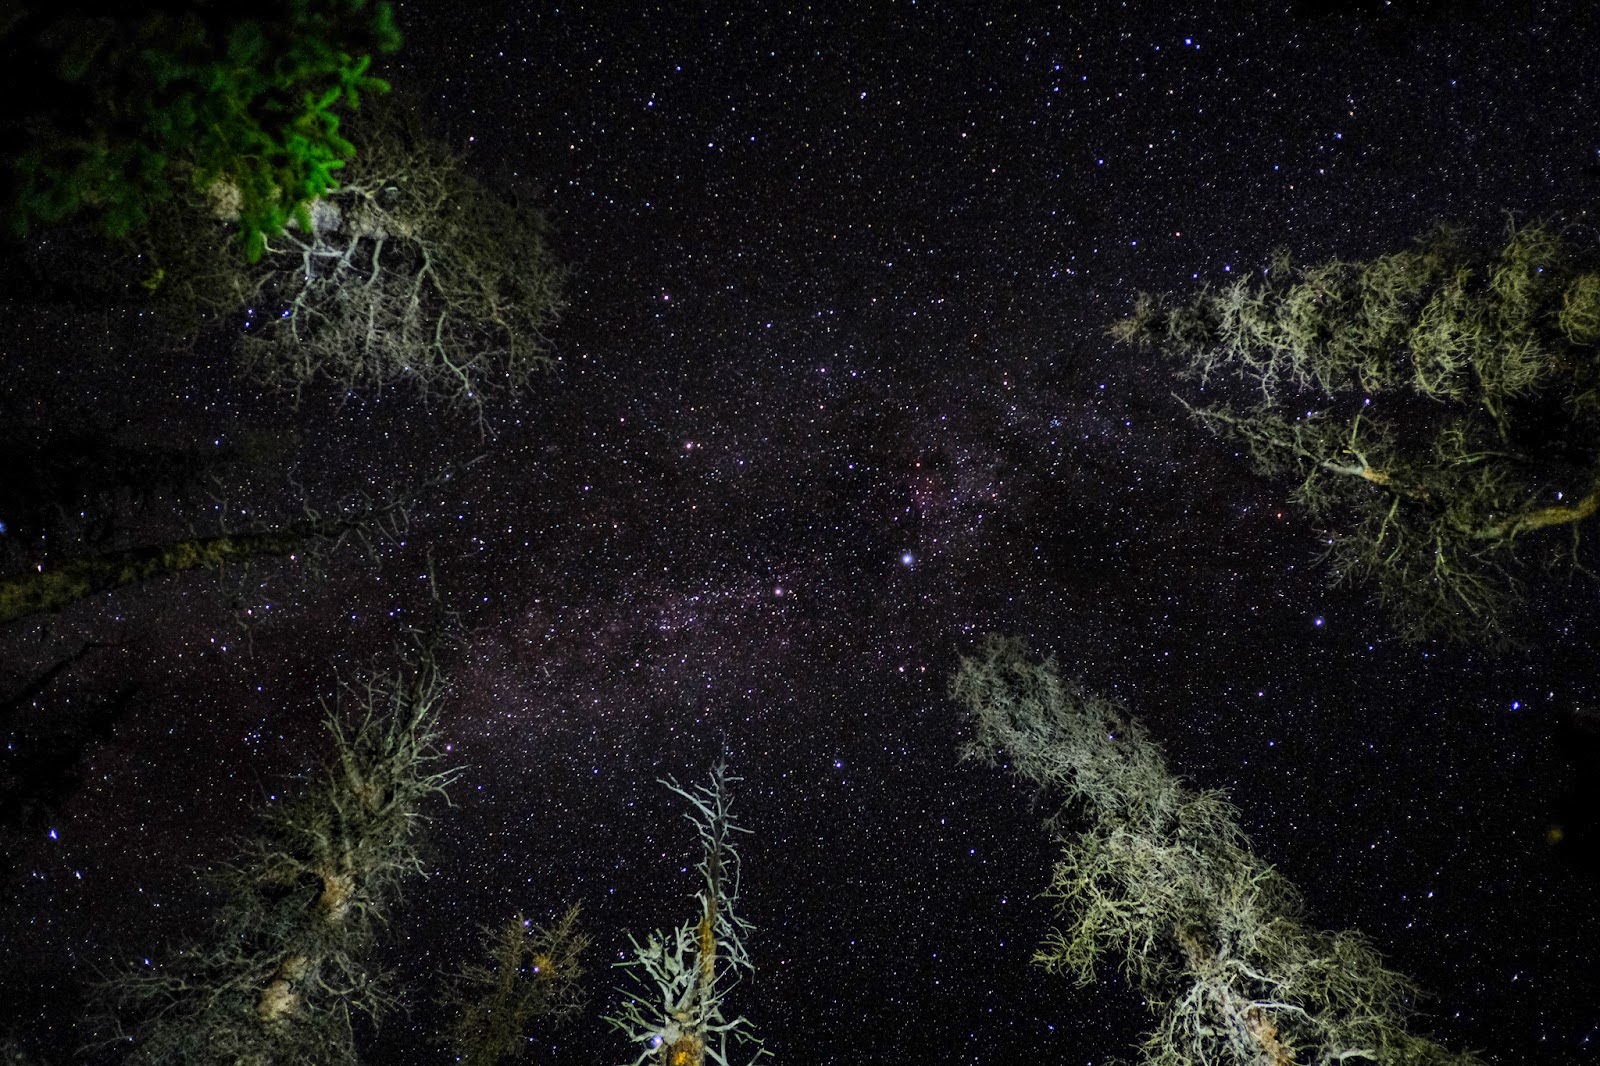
[
  {"x1": 605, "y1": 762, "x2": 767, "y2": 1066},
  {"x1": 141, "y1": 104, "x2": 565, "y2": 412},
  {"x1": 1114, "y1": 219, "x2": 1600, "y2": 644},
  {"x1": 953, "y1": 635, "x2": 1481, "y2": 1066}
]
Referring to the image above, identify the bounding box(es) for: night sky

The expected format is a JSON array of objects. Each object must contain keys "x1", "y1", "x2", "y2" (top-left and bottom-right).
[{"x1": 7, "y1": 1, "x2": 1600, "y2": 1062}]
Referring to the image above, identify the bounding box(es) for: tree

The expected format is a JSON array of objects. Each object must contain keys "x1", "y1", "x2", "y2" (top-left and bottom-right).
[
  {"x1": 446, "y1": 903, "x2": 590, "y2": 1066},
  {"x1": 952, "y1": 635, "x2": 1479, "y2": 1066},
  {"x1": 0, "y1": 482, "x2": 413, "y2": 628},
  {"x1": 1110, "y1": 220, "x2": 1600, "y2": 644},
  {"x1": 141, "y1": 103, "x2": 565, "y2": 411},
  {"x1": 104, "y1": 647, "x2": 457, "y2": 1064},
  {"x1": 0, "y1": 429, "x2": 288, "y2": 560},
  {"x1": 5, "y1": 0, "x2": 401, "y2": 260},
  {"x1": 605, "y1": 763, "x2": 767, "y2": 1066}
]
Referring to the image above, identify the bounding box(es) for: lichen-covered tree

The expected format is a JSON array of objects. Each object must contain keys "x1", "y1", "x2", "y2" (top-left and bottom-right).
[
  {"x1": 605, "y1": 763, "x2": 767, "y2": 1066},
  {"x1": 1111, "y1": 220, "x2": 1600, "y2": 644},
  {"x1": 446, "y1": 903, "x2": 590, "y2": 1066},
  {"x1": 4, "y1": 1, "x2": 400, "y2": 260},
  {"x1": 141, "y1": 103, "x2": 565, "y2": 411},
  {"x1": 952, "y1": 635, "x2": 1480, "y2": 1066},
  {"x1": 104, "y1": 649, "x2": 457, "y2": 1064}
]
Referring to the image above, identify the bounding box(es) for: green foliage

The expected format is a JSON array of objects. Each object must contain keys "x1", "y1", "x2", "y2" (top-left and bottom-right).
[
  {"x1": 605, "y1": 763, "x2": 768, "y2": 1066},
  {"x1": 953, "y1": 635, "x2": 1480, "y2": 1066},
  {"x1": 104, "y1": 649, "x2": 457, "y2": 1064},
  {"x1": 8, "y1": 1, "x2": 401, "y2": 260},
  {"x1": 447, "y1": 904, "x2": 590, "y2": 1066},
  {"x1": 1113, "y1": 219, "x2": 1600, "y2": 644}
]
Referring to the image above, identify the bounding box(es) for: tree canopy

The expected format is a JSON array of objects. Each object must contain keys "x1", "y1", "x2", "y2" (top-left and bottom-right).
[
  {"x1": 229, "y1": 109, "x2": 565, "y2": 409},
  {"x1": 104, "y1": 647, "x2": 457, "y2": 1064},
  {"x1": 4, "y1": 3, "x2": 564, "y2": 413},
  {"x1": 1111, "y1": 220, "x2": 1600, "y2": 644},
  {"x1": 5, "y1": 0, "x2": 400, "y2": 260},
  {"x1": 953, "y1": 635, "x2": 1479, "y2": 1066}
]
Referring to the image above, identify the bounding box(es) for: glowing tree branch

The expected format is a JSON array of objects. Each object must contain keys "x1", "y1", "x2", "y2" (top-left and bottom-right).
[
  {"x1": 953, "y1": 635, "x2": 1481, "y2": 1066},
  {"x1": 140, "y1": 103, "x2": 565, "y2": 412},
  {"x1": 605, "y1": 763, "x2": 767, "y2": 1066},
  {"x1": 104, "y1": 646, "x2": 458, "y2": 1064},
  {"x1": 1112, "y1": 220, "x2": 1600, "y2": 645}
]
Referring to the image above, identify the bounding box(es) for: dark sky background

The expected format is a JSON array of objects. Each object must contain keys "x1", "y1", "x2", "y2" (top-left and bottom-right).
[{"x1": 7, "y1": 1, "x2": 1600, "y2": 1063}]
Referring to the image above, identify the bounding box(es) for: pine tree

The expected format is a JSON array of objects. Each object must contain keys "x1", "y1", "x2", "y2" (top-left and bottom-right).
[
  {"x1": 1111, "y1": 220, "x2": 1600, "y2": 644},
  {"x1": 605, "y1": 763, "x2": 767, "y2": 1066},
  {"x1": 953, "y1": 634, "x2": 1480, "y2": 1066},
  {"x1": 104, "y1": 647, "x2": 457, "y2": 1064}
]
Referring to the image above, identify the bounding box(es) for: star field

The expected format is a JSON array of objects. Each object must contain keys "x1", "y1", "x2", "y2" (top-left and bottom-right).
[{"x1": 6, "y1": 2, "x2": 1600, "y2": 1063}]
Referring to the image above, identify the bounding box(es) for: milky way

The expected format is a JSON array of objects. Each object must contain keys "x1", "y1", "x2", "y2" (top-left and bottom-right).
[{"x1": 6, "y1": 3, "x2": 1600, "y2": 1063}]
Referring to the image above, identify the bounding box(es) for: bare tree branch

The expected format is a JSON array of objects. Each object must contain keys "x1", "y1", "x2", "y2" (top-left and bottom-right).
[
  {"x1": 605, "y1": 762, "x2": 767, "y2": 1066},
  {"x1": 137, "y1": 104, "x2": 564, "y2": 414}
]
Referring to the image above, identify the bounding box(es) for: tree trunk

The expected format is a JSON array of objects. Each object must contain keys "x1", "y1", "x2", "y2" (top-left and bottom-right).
[
  {"x1": 1177, "y1": 927, "x2": 1297, "y2": 1066},
  {"x1": 0, "y1": 520, "x2": 339, "y2": 626}
]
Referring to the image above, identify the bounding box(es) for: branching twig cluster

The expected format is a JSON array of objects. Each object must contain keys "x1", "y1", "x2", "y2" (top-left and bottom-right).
[
  {"x1": 953, "y1": 635, "x2": 1481, "y2": 1066},
  {"x1": 445, "y1": 903, "x2": 590, "y2": 1066},
  {"x1": 235, "y1": 112, "x2": 564, "y2": 411},
  {"x1": 131, "y1": 104, "x2": 563, "y2": 414},
  {"x1": 102, "y1": 647, "x2": 457, "y2": 1064},
  {"x1": 1114, "y1": 219, "x2": 1600, "y2": 644}
]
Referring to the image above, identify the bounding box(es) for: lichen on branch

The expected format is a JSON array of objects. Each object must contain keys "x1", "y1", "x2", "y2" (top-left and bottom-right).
[
  {"x1": 1113, "y1": 218, "x2": 1600, "y2": 644},
  {"x1": 953, "y1": 635, "x2": 1481, "y2": 1066},
  {"x1": 102, "y1": 644, "x2": 458, "y2": 1064}
]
